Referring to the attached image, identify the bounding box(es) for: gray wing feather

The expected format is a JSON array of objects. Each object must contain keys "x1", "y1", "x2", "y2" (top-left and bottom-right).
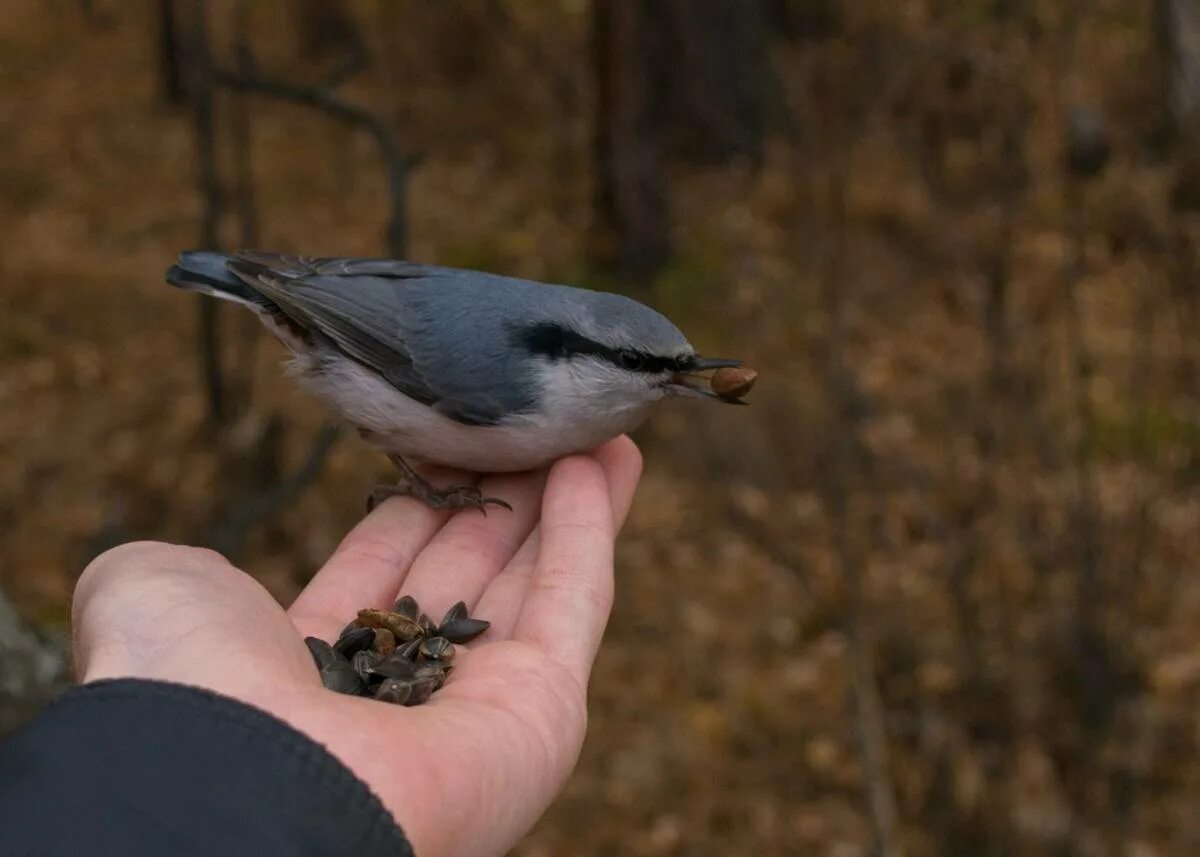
[
  {"x1": 234, "y1": 250, "x2": 468, "y2": 281},
  {"x1": 226, "y1": 251, "x2": 538, "y2": 426}
]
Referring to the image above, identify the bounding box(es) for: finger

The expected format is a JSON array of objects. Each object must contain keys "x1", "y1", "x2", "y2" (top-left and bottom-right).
[
  {"x1": 590, "y1": 435, "x2": 644, "y2": 531},
  {"x1": 288, "y1": 472, "x2": 476, "y2": 639},
  {"x1": 470, "y1": 527, "x2": 540, "y2": 640},
  {"x1": 74, "y1": 541, "x2": 314, "y2": 693},
  {"x1": 477, "y1": 436, "x2": 642, "y2": 639},
  {"x1": 398, "y1": 469, "x2": 546, "y2": 622},
  {"x1": 512, "y1": 456, "x2": 616, "y2": 683}
]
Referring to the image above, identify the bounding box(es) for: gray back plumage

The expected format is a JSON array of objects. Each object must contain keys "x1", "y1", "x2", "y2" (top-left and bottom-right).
[{"x1": 180, "y1": 251, "x2": 691, "y2": 427}]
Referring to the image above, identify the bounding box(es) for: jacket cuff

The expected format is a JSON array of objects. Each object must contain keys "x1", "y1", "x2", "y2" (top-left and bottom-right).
[{"x1": 0, "y1": 678, "x2": 413, "y2": 857}]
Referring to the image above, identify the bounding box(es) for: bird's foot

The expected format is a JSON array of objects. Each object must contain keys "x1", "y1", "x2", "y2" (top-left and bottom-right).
[
  {"x1": 422, "y1": 483, "x2": 513, "y2": 514},
  {"x1": 367, "y1": 455, "x2": 513, "y2": 515},
  {"x1": 366, "y1": 482, "x2": 512, "y2": 514},
  {"x1": 367, "y1": 482, "x2": 411, "y2": 513}
]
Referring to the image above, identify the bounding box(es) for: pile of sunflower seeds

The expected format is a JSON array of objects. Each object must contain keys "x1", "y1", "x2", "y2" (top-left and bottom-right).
[{"x1": 304, "y1": 595, "x2": 489, "y2": 706}]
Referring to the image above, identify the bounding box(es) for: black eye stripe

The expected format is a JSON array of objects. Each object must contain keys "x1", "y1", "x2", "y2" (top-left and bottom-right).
[
  {"x1": 514, "y1": 322, "x2": 692, "y2": 373},
  {"x1": 617, "y1": 350, "x2": 683, "y2": 374}
]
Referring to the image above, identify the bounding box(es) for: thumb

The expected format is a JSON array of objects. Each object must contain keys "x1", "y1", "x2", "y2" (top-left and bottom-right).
[{"x1": 73, "y1": 541, "x2": 314, "y2": 700}]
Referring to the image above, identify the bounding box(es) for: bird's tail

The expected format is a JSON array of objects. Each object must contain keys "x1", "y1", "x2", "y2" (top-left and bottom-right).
[{"x1": 165, "y1": 251, "x2": 259, "y2": 306}]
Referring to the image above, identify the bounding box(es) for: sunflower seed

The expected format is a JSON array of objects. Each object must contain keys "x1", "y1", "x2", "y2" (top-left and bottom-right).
[
  {"x1": 419, "y1": 636, "x2": 454, "y2": 661},
  {"x1": 373, "y1": 627, "x2": 397, "y2": 658},
  {"x1": 357, "y1": 608, "x2": 423, "y2": 641},
  {"x1": 441, "y1": 601, "x2": 468, "y2": 627},
  {"x1": 355, "y1": 608, "x2": 393, "y2": 630},
  {"x1": 334, "y1": 626, "x2": 376, "y2": 658},
  {"x1": 320, "y1": 660, "x2": 365, "y2": 695},
  {"x1": 396, "y1": 638, "x2": 422, "y2": 660},
  {"x1": 418, "y1": 613, "x2": 438, "y2": 637},
  {"x1": 710, "y1": 366, "x2": 757, "y2": 399},
  {"x1": 371, "y1": 654, "x2": 417, "y2": 681},
  {"x1": 415, "y1": 662, "x2": 450, "y2": 690},
  {"x1": 393, "y1": 595, "x2": 420, "y2": 620},
  {"x1": 404, "y1": 676, "x2": 438, "y2": 706},
  {"x1": 352, "y1": 649, "x2": 384, "y2": 683},
  {"x1": 304, "y1": 637, "x2": 337, "y2": 672},
  {"x1": 439, "y1": 617, "x2": 490, "y2": 644},
  {"x1": 375, "y1": 678, "x2": 414, "y2": 705}
]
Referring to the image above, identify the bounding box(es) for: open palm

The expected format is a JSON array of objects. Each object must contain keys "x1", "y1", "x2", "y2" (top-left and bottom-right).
[{"x1": 73, "y1": 437, "x2": 643, "y2": 857}]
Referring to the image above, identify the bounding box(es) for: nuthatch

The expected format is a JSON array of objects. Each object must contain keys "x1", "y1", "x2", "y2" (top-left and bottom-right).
[{"x1": 167, "y1": 251, "x2": 748, "y2": 511}]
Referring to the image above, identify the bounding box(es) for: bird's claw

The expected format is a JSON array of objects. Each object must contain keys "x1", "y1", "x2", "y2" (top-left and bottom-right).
[
  {"x1": 436, "y1": 486, "x2": 514, "y2": 516},
  {"x1": 366, "y1": 481, "x2": 512, "y2": 515}
]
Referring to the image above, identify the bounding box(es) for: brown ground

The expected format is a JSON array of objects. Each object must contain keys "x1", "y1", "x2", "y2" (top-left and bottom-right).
[{"x1": 3, "y1": 3, "x2": 1200, "y2": 855}]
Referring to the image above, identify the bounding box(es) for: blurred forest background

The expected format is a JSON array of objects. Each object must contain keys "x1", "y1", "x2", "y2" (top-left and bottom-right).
[{"x1": 3, "y1": 1, "x2": 1200, "y2": 854}]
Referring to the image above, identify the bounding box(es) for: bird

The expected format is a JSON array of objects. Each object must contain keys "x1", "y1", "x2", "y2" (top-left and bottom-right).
[{"x1": 166, "y1": 250, "x2": 748, "y2": 512}]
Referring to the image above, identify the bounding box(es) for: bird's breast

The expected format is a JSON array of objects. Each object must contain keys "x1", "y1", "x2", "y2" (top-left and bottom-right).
[{"x1": 288, "y1": 353, "x2": 654, "y2": 472}]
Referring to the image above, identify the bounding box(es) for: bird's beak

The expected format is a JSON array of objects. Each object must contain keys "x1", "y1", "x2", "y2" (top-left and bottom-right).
[
  {"x1": 665, "y1": 356, "x2": 748, "y2": 405},
  {"x1": 693, "y1": 357, "x2": 743, "y2": 371}
]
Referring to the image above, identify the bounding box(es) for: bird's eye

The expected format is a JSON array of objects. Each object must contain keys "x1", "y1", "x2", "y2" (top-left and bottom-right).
[{"x1": 618, "y1": 350, "x2": 645, "y2": 371}]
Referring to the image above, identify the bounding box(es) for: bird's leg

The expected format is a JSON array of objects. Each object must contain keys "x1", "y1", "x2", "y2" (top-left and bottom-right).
[{"x1": 366, "y1": 454, "x2": 513, "y2": 515}]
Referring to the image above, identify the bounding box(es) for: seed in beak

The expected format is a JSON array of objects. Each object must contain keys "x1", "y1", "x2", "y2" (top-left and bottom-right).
[{"x1": 711, "y1": 366, "x2": 758, "y2": 399}]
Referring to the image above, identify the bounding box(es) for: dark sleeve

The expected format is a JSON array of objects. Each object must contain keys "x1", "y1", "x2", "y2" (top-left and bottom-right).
[{"x1": 0, "y1": 678, "x2": 413, "y2": 857}]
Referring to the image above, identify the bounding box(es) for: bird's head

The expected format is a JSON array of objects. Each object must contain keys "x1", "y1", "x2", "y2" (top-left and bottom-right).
[{"x1": 510, "y1": 291, "x2": 746, "y2": 413}]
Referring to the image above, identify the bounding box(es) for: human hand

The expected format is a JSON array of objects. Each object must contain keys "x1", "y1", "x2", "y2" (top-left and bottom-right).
[{"x1": 72, "y1": 437, "x2": 643, "y2": 857}]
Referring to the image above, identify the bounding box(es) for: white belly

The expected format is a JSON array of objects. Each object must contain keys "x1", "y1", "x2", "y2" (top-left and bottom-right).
[{"x1": 289, "y1": 355, "x2": 656, "y2": 472}]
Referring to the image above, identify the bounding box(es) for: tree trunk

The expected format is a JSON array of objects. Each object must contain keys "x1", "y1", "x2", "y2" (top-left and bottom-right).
[
  {"x1": 1157, "y1": 0, "x2": 1200, "y2": 210},
  {"x1": 158, "y1": 0, "x2": 185, "y2": 104},
  {"x1": 592, "y1": 0, "x2": 668, "y2": 282},
  {"x1": 591, "y1": 0, "x2": 779, "y2": 281},
  {"x1": 1158, "y1": 0, "x2": 1200, "y2": 133},
  {"x1": 661, "y1": 0, "x2": 776, "y2": 163},
  {"x1": 291, "y1": 0, "x2": 366, "y2": 85}
]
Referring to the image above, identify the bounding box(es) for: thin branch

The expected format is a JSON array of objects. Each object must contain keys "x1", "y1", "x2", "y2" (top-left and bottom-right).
[
  {"x1": 816, "y1": 48, "x2": 903, "y2": 857},
  {"x1": 213, "y1": 68, "x2": 409, "y2": 256},
  {"x1": 205, "y1": 424, "x2": 341, "y2": 559},
  {"x1": 230, "y1": 3, "x2": 259, "y2": 249},
  {"x1": 228, "y1": 0, "x2": 262, "y2": 416},
  {"x1": 181, "y1": 0, "x2": 227, "y2": 426}
]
